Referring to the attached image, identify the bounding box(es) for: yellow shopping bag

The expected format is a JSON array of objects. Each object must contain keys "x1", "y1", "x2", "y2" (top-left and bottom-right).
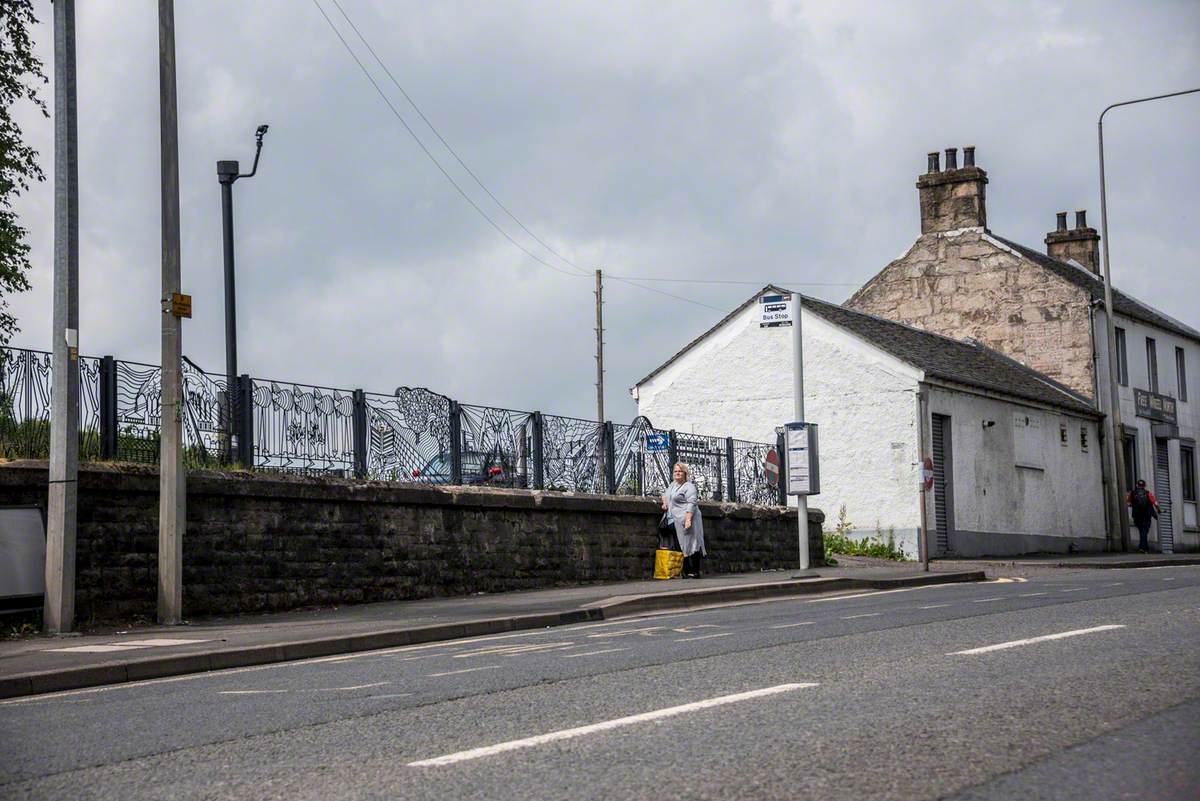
[{"x1": 654, "y1": 549, "x2": 684, "y2": 580}]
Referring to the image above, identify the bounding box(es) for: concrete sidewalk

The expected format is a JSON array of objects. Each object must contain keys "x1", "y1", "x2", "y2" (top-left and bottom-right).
[
  {"x1": 0, "y1": 563, "x2": 982, "y2": 700},
  {"x1": 2, "y1": 550, "x2": 1193, "y2": 701}
]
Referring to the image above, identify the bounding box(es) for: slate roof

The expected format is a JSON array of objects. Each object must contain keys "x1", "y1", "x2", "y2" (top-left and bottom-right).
[
  {"x1": 635, "y1": 285, "x2": 1099, "y2": 416},
  {"x1": 798, "y1": 294, "x2": 1099, "y2": 415},
  {"x1": 989, "y1": 235, "x2": 1200, "y2": 343}
]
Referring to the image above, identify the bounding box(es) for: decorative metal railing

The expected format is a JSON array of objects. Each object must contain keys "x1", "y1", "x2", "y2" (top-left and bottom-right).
[{"x1": 0, "y1": 345, "x2": 783, "y2": 505}]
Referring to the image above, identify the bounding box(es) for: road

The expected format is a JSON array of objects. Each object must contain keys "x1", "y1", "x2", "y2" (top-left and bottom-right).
[{"x1": 1, "y1": 566, "x2": 1197, "y2": 800}]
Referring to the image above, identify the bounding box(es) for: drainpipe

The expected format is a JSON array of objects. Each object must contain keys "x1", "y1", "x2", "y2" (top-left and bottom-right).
[{"x1": 916, "y1": 387, "x2": 931, "y2": 571}]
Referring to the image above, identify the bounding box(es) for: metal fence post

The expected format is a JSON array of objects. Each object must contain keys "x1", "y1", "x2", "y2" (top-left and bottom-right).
[
  {"x1": 352, "y1": 389, "x2": 367, "y2": 479},
  {"x1": 776, "y1": 430, "x2": 787, "y2": 506},
  {"x1": 603, "y1": 421, "x2": 617, "y2": 493},
  {"x1": 532, "y1": 411, "x2": 544, "y2": 490},
  {"x1": 237, "y1": 374, "x2": 254, "y2": 468},
  {"x1": 668, "y1": 429, "x2": 678, "y2": 470},
  {"x1": 100, "y1": 355, "x2": 117, "y2": 459},
  {"x1": 449, "y1": 401, "x2": 463, "y2": 485},
  {"x1": 725, "y1": 437, "x2": 736, "y2": 503}
]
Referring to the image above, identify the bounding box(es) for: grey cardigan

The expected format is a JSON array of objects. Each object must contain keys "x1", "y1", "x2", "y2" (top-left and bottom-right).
[{"x1": 663, "y1": 480, "x2": 705, "y2": 557}]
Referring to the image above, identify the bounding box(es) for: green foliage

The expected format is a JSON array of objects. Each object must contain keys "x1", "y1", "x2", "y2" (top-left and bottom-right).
[
  {"x1": 0, "y1": 0, "x2": 47, "y2": 346},
  {"x1": 822, "y1": 505, "x2": 911, "y2": 561}
]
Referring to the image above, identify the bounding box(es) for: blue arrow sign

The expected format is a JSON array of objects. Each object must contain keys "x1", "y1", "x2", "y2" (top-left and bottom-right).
[{"x1": 645, "y1": 433, "x2": 670, "y2": 453}]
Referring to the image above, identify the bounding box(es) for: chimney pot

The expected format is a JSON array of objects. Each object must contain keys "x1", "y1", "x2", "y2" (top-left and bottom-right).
[
  {"x1": 963, "y1": 146, "x2": 975, "y2": 167},
  {"x1": 1075, "y1": 210, "x2": 1087, "y2": 228},
  {"x1": 1056, "y1": 212, "x2": 1068, "y2": 231},
  {"x1": 927, "y1": 152, "x2": 940, "y2": 173},
  {"x1": 945, "y1": 147, "x2": 958, "y2": 170}
]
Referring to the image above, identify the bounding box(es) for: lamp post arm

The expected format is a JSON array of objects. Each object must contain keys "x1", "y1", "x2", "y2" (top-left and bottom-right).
[{"x1": 239, "y1": 139, "x2": 264, "y2": 179}]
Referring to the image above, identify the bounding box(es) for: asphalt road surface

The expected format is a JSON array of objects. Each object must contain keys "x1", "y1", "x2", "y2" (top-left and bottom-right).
[{"x1": 2, "y1": 566, "x2": 1197, "y2": 800}]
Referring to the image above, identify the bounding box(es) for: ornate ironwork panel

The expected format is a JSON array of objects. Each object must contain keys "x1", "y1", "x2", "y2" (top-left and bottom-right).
[
  {"x1": 732, "y1": 438, "x2": 778, "y2": 506},
  {"x1": 612, "y1": 417, "x2": 671, "y2": 499},
  {"x1": 540, "y1": 414, "x2": 603, "y2": 493},
  {"x1": 364, "y1": 388, "x2": 452, "y2": 482},
  {"x1": 252, "y1": 379, "x2": 355, "y2": 475},
  {"x1": 0, "y1": 348, "x2": 52, "y2": 459},
  {"x1": 458, "y1": 404, "x2": 533, "y2": 488},
  {"x1": 78, "y1": 356, "x2": 102, "y2": 460},
  {"x1": 674, "y1": 431, "x2": 728, "y2": 501},
  {"x1": 113, "y1": 359, "x2": 162, "y2": 462}
]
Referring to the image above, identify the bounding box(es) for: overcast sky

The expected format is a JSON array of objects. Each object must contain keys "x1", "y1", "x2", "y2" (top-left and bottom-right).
[{"x1": 8, "y1": 0, "x2": 1199, "y2": 425}]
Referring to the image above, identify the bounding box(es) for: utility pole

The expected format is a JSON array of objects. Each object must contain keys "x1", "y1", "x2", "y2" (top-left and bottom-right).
[
  {"x1": 45, "y1": 0, "x2": 80, "y2": 634},
  {"x1": 594, "y1": 269, "x2": 605, "y2": 489},
  {"x1": 158, "y1": 0, "x2": 185, "y2": 625}
]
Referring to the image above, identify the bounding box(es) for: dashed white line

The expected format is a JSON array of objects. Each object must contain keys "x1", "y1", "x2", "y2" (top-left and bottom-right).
[
  {"x1": 972, "y1": 598, "x2": 1004, "y2": 603},
  {"x1": 314, "y1": 682, "x2": 390, "y2": 692},
  {"x1": 842, "y1": 613, "x2": 882, "y2": 620},
  {"x1": 919, "y1": 604, "x2": 950, "y2": 610},
  {"x1": 1018, "y1": 592, "x2": 1048, "y2": 598},
  {"x1": 408, "y1": 683, "x2": 820, "y2": 767},
  {"x1": 769, "y1": 622, "x2": 816, "y2": 629},
  {"x1": 1060, "y1": 588, "x2": 1088, "y2": 593},
  {"x1": 428, "y1": 665, "x2": 503, "y2": 678},
  {"x1": 562, "y1": 648, "x2": 627, "y2": 659},
  {"x1": 589, "y1": 627, "x2": 663, "y2": 639},
  {"x1": 218, "y1": 689, "x2": 289, "y2": 695},
  {"x1": 1104, "y1": 582, "x2": 1124, "y2": 587},
  {"x1": 675, "y1": 633, "x2": 733, "y2": 642},
  {"x1": 948, "y1": 625, "x2": 1125, "y2": 656}
]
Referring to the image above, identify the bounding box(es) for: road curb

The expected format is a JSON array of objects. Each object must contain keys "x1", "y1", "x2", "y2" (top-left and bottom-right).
[{"x1": 0, "y1": 571, "x2": 983, "y2": 701}]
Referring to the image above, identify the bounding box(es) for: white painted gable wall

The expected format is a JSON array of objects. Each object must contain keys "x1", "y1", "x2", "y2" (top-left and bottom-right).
[{"x1": 635, "y1": 300, "x2": 925, "y2": 554}]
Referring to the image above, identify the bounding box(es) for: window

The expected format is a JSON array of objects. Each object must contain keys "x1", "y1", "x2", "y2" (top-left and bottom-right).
[
  {"x1": 1080, "y1": 426, "x2": 1088, "y2": 453},
  {"x1": 1183, "y1": 445, "x2": 1196, "y2": 504},
  {"x1": 1146, "y1": 338, "x2": 1158, "y2": 392},
  {"x1": 1177, "y1": 347, "x2": 1188, "y2": 402},
  {"x1": 1060, "y1": 423, "x2": 1068, "y2": 446},
  {"x1": 1115, "y1": 327, "x2": 1128, "y2": 386}
]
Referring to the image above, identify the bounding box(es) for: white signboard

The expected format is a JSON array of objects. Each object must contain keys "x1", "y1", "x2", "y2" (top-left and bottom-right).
[
  {"x1": 759, "y1": 294, "x2": 794, "y2": 328},
  {"x1": 0, "y1": 506, "x2": 46, "y2": 607},
  {"x1": 785, "y1": 422, "x2": 820, "y2": 495}
]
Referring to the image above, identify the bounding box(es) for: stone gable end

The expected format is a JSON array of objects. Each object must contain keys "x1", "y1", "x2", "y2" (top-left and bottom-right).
[{"x1": 845, "y1": 231, "x2": 1095, "y2": 399}]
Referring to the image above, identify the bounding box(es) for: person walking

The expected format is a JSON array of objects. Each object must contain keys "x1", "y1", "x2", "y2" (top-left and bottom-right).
[
  {"x1": 1125, "y1": 478, "x2": 1160, "y2": 553},
  {"x1": 661, "y1": 462, "x2": 705, "y2": 578}
]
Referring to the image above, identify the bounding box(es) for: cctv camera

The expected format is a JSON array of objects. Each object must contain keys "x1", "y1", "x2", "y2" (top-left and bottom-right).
[{"x1": 256, "y1": 124, "x2": 269, "y2": 136}]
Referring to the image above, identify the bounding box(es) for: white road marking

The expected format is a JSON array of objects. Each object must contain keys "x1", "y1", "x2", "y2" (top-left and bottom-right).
[
  {"x1": 117, "y1": 638, "x2": 214, "y2": 647},
  {"x1": 588, "y1": 626, "x2": 664, "y2": 638},
  {"x1": 919, "y1": 604, "x2": 950, "y2": 610},
  {"x1": 842, "y1": 613, "x2": 882, "y2": 620},
  {"x1": 367, "y1": 693, "x2": 412, "y2": 700},
  {"x1": 806, "y1": 587, "x2": 926, "y2": 604},
  {"x1": 452, "y1": 642, "x2": 574, "y2": 659},
  {"x1": 218, "y1": 690, "x2": 289, "y2": 695},
  {"x1": 1060, "y1": 588, "x2": 1088, "y2": 593},
  {"x1": 314, "y1": 682, "x2": 390, "y2": 692},
  {"x1": 44, "y1": 644, "x2": 150, "y2": 653},
  {"x1": 972, "y1": 597, "x2": 1004, "y2": 603},
  {"x1": 562, "y1": 648, "x2": 627, "y2": 659},
  {"x1": 1162, "y1": 577, "x2": 1176, "y2": 581},
  {"x1": 1018, "y1": 592, "x2": 1048, "y2": 598},
  {"x1": 989, "y1": 577, "x2": 1028, "y2": 583},
  {"x1": 675, "y1": 633, "x2": 733, "y2": 642},
  {"x1": 428, "y1": 665, "x2": 503, "y2": 678},
  {"x1": 671, "y1": 625, "x2": 719, "y2": 633},
  {"x1": 1104, "y1": 582, "x2": 1124, "y2": 587},
  {"x1": 948, "y1": 625, "x2": 1125, "y2": 656},
  {"x1": 408, "y1": 683, "x2": 819, "y2": 767},
  {"x1": 769, "y1": 622, "x2": 815, "y2": 629}
]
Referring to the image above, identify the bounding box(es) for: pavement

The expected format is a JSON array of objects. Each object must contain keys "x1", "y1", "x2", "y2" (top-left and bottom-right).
[{"x1": 0, "y1": 550, "x2": 1193, "y2": 700}]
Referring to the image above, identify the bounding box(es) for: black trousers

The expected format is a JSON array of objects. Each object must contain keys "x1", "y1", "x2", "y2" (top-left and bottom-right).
[{"x1": 683, "y1": 552, "x2": 703, "y2": 576}]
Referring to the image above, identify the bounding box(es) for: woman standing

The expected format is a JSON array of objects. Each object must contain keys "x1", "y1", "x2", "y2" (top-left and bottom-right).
[{"x1": 661, "y1": 462, "x2": 706, "y2": 578}]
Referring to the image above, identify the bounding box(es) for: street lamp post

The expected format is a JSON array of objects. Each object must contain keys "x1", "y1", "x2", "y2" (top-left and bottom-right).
[
  {"x1": 216, "y1": 124, "x2": 268, "y2": 464},
  {"x1": 1097, "y1": 87, "x2": 1199, "y2": 552}
]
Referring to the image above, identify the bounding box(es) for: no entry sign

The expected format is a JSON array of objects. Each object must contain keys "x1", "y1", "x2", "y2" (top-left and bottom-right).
[{"x1": 764, "y1": 448, "x2": 780, "y2": 486}]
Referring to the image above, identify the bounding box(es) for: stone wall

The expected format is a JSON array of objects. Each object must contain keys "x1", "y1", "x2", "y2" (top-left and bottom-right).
[
  {"x1": 845, "y1": 229, "x2": 1095, "y2": 399},
  {"x1": 0, "y1": 462, "x2": 823, "y2": 622}
]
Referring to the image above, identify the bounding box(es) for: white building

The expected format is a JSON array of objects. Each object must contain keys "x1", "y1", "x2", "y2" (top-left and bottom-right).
[{"x1": 633, "y1": 290, "x2": 1106, "y2": 558}]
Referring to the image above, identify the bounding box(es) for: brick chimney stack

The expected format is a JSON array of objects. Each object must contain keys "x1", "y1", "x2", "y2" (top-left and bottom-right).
[
  {"x1": 916, "y1": 145, "x2": 988, "y2": 234},
  {"x1": 1045, "y1": 209, "x2": 1101, "y2": 274}
]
